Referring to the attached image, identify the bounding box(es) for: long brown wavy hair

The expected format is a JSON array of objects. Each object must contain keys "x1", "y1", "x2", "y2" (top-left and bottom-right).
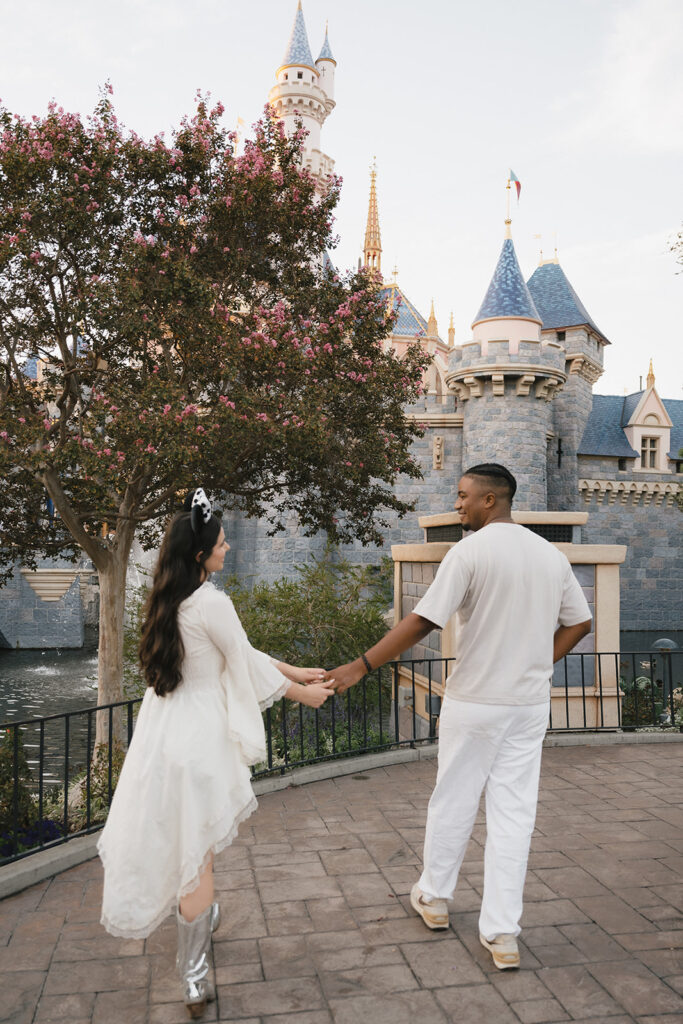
[{"x1": 139, "y1": 511, "x2": 222, "y2": 696}]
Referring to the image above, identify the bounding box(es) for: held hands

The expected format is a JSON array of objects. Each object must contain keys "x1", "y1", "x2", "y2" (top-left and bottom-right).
[{"x1": 325, "y1": 660, "x2": 365, "y2": 695}]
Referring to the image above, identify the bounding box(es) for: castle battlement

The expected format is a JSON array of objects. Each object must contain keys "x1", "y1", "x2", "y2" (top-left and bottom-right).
[{"x1": 446, "y1": 337, "x2": 567, "y2": 403}]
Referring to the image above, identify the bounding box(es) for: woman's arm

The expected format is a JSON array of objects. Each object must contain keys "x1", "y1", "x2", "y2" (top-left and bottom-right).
[{"x1": 271, "y1": 660, "x2": 327, "y2": 685}]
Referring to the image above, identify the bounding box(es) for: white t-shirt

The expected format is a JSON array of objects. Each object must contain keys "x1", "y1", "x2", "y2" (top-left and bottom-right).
[{"x1": 413, "y1": 523, "x2": 592, "y2": 706}]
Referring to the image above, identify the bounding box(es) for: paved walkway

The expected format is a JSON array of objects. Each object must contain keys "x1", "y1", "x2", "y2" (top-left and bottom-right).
[{"x1": 1, "y1": 742, "x2": 683, "y2": 1024}]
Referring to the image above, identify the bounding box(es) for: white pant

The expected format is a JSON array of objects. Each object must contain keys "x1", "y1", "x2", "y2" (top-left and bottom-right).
[{"x1": 418, "y1": 697, "x2": 548, "y2": 940}]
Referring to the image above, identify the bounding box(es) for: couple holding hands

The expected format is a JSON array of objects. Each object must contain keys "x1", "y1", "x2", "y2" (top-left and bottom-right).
[{"x1": 99, "y1": 466, "x2": 591, "y2": 1017}]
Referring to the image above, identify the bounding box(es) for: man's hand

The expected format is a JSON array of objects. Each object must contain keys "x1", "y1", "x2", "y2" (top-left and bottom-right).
[{"x1": 325, "y1": 659, "x2": 365, "y2": 694}]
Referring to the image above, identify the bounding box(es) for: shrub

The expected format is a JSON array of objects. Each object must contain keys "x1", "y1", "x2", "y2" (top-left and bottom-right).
[{"x1": 225, "y1": 546, "x2": 393, "y2": 669}]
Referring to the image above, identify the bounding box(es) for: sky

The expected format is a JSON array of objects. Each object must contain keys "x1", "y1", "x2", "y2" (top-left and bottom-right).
[{"x1": 2, "y1": 0, "x2": 681, "y2": 398}]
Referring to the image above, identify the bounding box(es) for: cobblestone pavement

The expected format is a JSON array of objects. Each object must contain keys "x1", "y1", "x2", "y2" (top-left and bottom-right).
[{"x1": 1, "y1": 742, "x2": 683, "y2": 1023}]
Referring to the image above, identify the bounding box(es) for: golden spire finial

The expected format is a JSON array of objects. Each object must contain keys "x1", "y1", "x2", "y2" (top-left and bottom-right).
[
  {"x1": 448, "y1": 311, "x2": 455, "y2": 347},
  {"x1": 427, "y1": 299, "x2": 438, "y2": 338},
  {"x1": 646, "y1": 358, "x2": 655, "y2": 389},
  {"x1": 363, "y1": 159, "x2": 382, "y2": 276},
  {"x1": 392, "y1": 265, "x2": 398, "y2": 284}
]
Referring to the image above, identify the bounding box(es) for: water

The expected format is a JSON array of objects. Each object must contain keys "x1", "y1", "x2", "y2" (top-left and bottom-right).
[{"x1": 0, "y1": 628, "x2": 99, "y2": 725}]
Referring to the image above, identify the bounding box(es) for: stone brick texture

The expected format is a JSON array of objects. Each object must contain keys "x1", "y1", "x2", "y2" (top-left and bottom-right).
[{"x1": 0, "y1": 561, "x2": 83, "y2": 649}]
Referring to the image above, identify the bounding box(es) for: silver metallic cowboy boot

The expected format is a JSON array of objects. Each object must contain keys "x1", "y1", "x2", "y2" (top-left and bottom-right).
[{"x1": 176, "y1": 905, "x2": 216, "y2": 1019}]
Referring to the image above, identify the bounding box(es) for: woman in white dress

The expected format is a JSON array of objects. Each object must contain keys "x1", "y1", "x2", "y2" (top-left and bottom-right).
[{"x1": 98, "y1": 489, "x2": 333, "y2": 1018}]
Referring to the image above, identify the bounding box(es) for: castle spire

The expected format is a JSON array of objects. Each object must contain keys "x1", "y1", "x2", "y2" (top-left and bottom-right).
[
  {"x1": 472, "y1": 230, "x2": 541, "y2": 330},
  {"x1": 280, "y1": 0, "x2": 316, "y2": 72},
  {"x1": 448, "y1": 312, "x2": 455, "y2": 347},
  {"x1": 426, "y1": 300, "x2": 438, "y2": 337},
  {"x1": 646, "y1": 358, "x2": 655, "y2": 389},
  {"x1": 363, "y1": 160, "x2": 382, "y2": 275},
  {"x1": 317, "y1": 20, "x2": 335, "y2": 62}
]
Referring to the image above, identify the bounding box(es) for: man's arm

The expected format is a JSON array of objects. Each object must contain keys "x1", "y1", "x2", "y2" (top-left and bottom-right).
[
  {"x1": 327, "y1": 613, "x2": 437, "y2": 693},
  {"x1": 553, "y1": 620, "x2": 592, "y2": 663}
]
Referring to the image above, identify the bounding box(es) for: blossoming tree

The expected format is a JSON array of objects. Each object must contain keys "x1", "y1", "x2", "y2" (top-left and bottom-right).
[{"x1": 0, "y1": 91, "x2": 429, "y2": 720}]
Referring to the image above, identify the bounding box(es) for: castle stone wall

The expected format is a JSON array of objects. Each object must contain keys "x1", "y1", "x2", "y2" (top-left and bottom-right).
[
  {"x1": 578, "y1": 456, "x2": 682, "y2": 631},
  {"x1": 460, "y1": 381, "x2": 551, "y2": 510},
  {"x1": 0, "y1": 564, "x2": 84, "y2": 649}
]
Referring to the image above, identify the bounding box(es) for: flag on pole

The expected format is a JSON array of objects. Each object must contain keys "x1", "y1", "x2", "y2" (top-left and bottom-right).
[{"x1": 509, "y1": 169, "x2": 521, "y2": 200}]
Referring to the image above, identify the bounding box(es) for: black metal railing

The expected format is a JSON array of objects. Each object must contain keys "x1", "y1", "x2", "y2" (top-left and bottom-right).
[{"x1": 1, "y1": 651, "x2": 680, "y2": 866}]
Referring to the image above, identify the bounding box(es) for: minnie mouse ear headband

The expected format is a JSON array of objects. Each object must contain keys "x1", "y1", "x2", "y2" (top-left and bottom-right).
[{"x1": 184, "y1": 488, "x2": 212, "y2": 535}]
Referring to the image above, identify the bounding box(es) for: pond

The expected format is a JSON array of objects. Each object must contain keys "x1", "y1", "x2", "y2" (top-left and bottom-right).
[{"x1": 0, "y1": 628, "x2": 99, "y2": 724}]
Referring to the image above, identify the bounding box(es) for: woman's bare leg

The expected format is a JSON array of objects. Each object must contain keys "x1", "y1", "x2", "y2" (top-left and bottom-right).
[{"x1": 179, "y1": 855, "x2": 214, "y2": 922}]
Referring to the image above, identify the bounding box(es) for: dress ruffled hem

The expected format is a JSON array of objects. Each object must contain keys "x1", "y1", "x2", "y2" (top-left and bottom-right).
[{"x1": 98, "y1": 793, "x2": 258, "y2": 940}]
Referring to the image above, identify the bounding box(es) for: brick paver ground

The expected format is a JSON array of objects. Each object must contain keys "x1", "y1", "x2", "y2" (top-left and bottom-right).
[{"x1": 1, "y1": 741, "x2": 683, "y2": 1023}]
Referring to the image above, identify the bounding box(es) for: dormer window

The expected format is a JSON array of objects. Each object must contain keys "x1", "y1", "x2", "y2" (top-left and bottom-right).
[{"x1": 641, "y1": 437, "x2": 658, "y2": 469}]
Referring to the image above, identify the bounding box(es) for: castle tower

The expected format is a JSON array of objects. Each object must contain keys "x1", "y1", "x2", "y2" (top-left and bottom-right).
[
  {"x1": 267, "y1": 2, "x2": 336, "y2": 184},
  {"x1": 526, "y1": 253, "x2": 608, "y2": 509},
  {"x1": 363, "y1": 163, "x2": 382, "y2": 274},
  {"x1": 446, "y1": 222, "x2": 566, "y2": 510}
]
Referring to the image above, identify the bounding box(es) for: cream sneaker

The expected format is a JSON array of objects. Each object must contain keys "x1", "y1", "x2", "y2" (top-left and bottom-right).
[
  {"x1": 479, "y1": 932, "x2": 520, "y2": 970},
  {"x1": 410, "y1": 883, "x2": 449, "y2": 930}
]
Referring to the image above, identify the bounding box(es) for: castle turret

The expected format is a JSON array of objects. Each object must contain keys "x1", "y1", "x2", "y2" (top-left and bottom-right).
[
  {"x1": 527, "y1": 254, "x2": 608, "y2": 509},
  {"x1": 446, "y1": 222, "x2": 566, "y2": 510},
  {"x1": 268, "y1": 2, "x2": 336, "y2": 184}
]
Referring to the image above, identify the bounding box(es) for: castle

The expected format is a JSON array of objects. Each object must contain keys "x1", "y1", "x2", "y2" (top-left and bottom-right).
[
  {"x1": 1, "y1": 1, "x2": 680, "y2": 648},
  {"x1": 221, "y1": 2, "x2": 683, "y2": 636}
]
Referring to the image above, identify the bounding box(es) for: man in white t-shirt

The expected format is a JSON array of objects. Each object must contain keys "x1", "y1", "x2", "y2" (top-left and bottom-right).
[{"x1": 327, "y1": 463, "x2": 591, "y2": 970}]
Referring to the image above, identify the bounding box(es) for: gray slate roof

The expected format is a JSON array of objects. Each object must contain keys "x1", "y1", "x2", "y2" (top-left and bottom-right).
[
  {"x1": 281, "y1": 3, "x2": 315, "y2": 70},
  {"x1": 579, "y1": 393, "x2": 683, "y2": 459},
  {"x1": 473, "y1": 238, "x2": 541, "y2": 325},
  {"x1": 527, "y1": 261, "x2": 608, "y2": 343}
]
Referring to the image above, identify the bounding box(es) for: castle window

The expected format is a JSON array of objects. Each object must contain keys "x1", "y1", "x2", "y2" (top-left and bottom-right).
[
  {"x1": 640, "y1": 436, "x2": 658, "y2": 469},
  {"x1": 297, "y1": 71, "x2": 303, "y2": 79},
  {"x1": 557, "y1": 330, "x2": 566, "y2": 342},
  {"x1": 676, "y1": 461, "x2": 683, "y2": 474},
  {"x1": 618, "y1": 458, "x2": 627, "y2": 471},
  {"x1": 284, "y1": 73, "x2": 288, "y2": 80}
]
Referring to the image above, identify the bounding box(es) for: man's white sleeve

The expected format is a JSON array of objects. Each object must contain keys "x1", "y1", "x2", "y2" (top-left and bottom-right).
[{"x1": 413, "y1": 546, "x2": 472, "y2": 629}]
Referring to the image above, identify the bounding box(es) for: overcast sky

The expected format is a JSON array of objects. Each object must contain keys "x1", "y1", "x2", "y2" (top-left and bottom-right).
[{"x1": 2, "y1": 0, "x2": 681, "y2": 397}]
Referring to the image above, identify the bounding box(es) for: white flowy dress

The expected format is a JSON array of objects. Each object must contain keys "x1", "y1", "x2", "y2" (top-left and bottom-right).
[{"x1": 98, "y1": 581, "x2": 289, "y2": 939}]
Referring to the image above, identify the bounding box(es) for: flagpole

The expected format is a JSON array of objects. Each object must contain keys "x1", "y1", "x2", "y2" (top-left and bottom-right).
[{"x1": 505, "y1": 175, "x2": 511, "y2": 238}]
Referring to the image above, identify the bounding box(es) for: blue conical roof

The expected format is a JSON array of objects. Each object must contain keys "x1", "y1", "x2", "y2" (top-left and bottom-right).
[
  {"x1": 526, "y1": 261, "x2": 609, "y2": 343},
  {"x1": 281, "y1": 2, "x2": 316, "y2": 71},
  {"x1": 472, "y1": 237, "x2": 541, "y2": 326},
  {"x1": 317, "y1": 27, "x2": 335, "y2": 62}
]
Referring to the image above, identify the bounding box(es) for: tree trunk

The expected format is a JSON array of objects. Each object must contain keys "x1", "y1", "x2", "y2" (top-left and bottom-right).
[{"x1": 95, "y1": 539, "x2": 133, "y2": 750}]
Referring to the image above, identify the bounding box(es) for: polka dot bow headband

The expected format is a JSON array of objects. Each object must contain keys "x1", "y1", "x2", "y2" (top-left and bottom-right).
[{"x1": 189, "y1": 488, "x2": 212, "y2": 534}]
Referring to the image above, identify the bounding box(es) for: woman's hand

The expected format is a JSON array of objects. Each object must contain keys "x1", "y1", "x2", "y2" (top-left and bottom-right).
[
  {"x1": 293, "y1": 666, "x2": 327, "y2": 685},
  {"x1": 293, "y1": 681, "x2": 335, "y2": 708},
  {"x1": 274, "y1": 660, "x2": 327, "y2": 685}
]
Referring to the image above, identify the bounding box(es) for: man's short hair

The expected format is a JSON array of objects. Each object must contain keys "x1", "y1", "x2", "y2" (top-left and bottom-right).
[{"x1": 463, "y1": 463, "x2": 517, "y2": 502}]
